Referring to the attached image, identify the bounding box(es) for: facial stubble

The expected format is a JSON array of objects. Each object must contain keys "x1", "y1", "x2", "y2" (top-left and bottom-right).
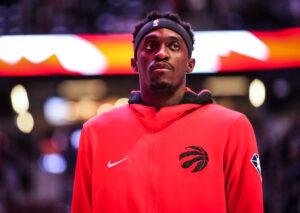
[{"x1": 149, "y1": 73, "x2": 186, "y2": 98}]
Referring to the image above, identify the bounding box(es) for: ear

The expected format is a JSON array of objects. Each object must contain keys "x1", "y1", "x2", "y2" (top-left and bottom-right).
[
  {"x1": 131, "y1": 58, "x2": 138, "y2": 73},
  {"x1": 186, "y1": 58, "x2": 195, "y2": 74}
]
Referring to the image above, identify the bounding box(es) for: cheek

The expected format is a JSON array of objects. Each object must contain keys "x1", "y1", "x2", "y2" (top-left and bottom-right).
[
  {"x1": 136, "y1": 59, "x2": 149, "y2": 81},
  {"x1": 138, "y1": 56, "x2": 152, "y2": 72},
  {"x1": 175, "y1": 58, "x2": 189, "y2": 73}
]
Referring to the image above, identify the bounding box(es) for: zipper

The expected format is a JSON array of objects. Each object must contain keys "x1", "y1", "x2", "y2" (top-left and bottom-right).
[{"x1": 147, "y1": 110, "x2": 159, "y2": 213}]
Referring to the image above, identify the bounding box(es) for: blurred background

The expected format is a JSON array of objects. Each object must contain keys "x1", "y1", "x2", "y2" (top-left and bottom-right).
[{"x1": 0, "y1": 0, "x2": 300, "y2": 212}]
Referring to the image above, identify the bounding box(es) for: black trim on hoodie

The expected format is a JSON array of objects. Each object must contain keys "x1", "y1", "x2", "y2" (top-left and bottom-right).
[{"x1": 128, "y1": 89, "x2": 213, "y2": 105}]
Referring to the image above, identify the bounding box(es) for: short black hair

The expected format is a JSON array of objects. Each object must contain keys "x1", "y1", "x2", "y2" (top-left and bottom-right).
[{"x1": 132, "y1": 11, "x2": 195, "y2": 52}]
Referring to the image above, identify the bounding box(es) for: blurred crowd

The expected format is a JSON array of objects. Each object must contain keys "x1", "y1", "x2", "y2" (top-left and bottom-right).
[
  {"x1": 254, "y1": 102, "x2": 300, "y2": 212},
  {"x1": 0, "y1": 0, "x2": 300, "y2": 35}
]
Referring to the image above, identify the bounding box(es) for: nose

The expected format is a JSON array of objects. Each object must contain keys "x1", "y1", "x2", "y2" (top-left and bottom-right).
[{"x1": 155, "y1": 44, "x2": 169, "y2": 61}]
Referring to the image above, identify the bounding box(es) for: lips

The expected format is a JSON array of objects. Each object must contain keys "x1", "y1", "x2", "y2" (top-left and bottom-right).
[{"x1": 150, "y1": 62, "x2": 173, "y2": 71}]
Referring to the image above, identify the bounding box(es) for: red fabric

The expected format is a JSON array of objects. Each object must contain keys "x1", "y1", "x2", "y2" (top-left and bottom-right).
[{"x1": 72, "y1": 103, "x2": 263, "y2": 213}]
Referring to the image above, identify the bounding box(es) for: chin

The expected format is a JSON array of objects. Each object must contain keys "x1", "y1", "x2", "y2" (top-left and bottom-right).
[{"x1": 150, "y1": 81, "x2": 173, "y2": 91}]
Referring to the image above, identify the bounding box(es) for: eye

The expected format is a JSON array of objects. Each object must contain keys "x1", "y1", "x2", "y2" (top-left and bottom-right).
[
  {"x1": 169, "y1": 41, "x2": 180, "y2": 51},
  {"x1": 145, "y1": 41, "x2": 158, "y2": 50}
]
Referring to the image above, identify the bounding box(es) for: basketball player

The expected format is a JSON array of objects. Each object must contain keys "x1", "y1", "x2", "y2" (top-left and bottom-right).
[{"x1": 71, "y1": 11, "x2": 263, "y2": 213}]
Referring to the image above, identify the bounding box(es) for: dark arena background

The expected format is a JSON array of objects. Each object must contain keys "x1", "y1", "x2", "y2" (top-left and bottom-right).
[{"x1": 0, "y1": 0, "x2": 300, "y2": 212}]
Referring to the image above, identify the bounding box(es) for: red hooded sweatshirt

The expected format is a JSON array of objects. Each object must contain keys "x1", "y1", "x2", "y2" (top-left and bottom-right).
[{"x1": 72, "y1": 89, "x2": 263, "y2": 213}]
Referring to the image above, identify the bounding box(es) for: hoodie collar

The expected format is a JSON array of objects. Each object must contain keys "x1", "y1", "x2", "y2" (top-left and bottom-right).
[
  {"x1": 128, "y1": 88, "x2": 213, "y2": 130},
  {"x1": 128, "y1": 87, "x2": 213, "y2": 105}
]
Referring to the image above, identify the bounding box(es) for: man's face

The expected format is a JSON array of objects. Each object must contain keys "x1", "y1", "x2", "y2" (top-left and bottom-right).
[{"x1": 131, "y1": 28, "x2": 195, "y2": 92}]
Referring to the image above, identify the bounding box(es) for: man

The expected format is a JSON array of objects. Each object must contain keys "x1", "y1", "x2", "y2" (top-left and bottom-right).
[{"x1": 72, "y1": 11, "x2": 263, "y2": 213}]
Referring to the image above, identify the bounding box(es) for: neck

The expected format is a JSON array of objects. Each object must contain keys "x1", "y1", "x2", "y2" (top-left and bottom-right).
[{"x1": 140, "y1": 84, "x2": 186, "y2": 108}]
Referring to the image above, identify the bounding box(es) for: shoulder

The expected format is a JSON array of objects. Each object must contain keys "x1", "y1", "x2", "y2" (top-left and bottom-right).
[
  {"x1": 198, "y1": 104, "x2": 254, "y2": 132},
  {"x1": 206, "y1": 104, "x2": 256, "y2": 137},
  {"x1": 83, "y1": 104, "x2": 131, "y2": 130},
  {"x1": 202, "y1": 103, "x2": 245, "y2": 120}
]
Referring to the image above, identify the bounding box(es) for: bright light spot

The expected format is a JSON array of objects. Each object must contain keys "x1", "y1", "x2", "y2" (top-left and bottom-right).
[
  {"x1": 0, "y1": 35, "x2": 107, "y2": 75},
  {"x1": 16, "y1": 112, "x2": 34, "y2": 133},
  {"x1": 55, "y1": 36, "x2": 108, "y2": 75},
  {"x1": 57, "y1": 79, "x2": 108, "y2": 100},
  {"x1": 41, "y1": 153, "x2": 67, "y2": 174},
  {"x1": 114, "y1": 98, "x2": 129, "y2": 108},
  {"x1": 249, "y1": 79, "x2": 266, "y2": 107},
  {"x1": 70, "y1": 129, "x2": 82, "y2": 149},
  {"x1": 10, "y1": 84, "x2": 29, "y2": 114},
  {"x1": 44, "y1": 97, "x2": 71, "y2": 125},
  {"x1": 0, "y1": 36, "x2": 23, "y2": 64},
  {"x1": 97, "y1": 103, "x2": 113, "y2": 115},
  {"x1": 74, "y1": 99, "x2": 97, "y2": 120},
  {"x1": 203, "y1": 76, "x2": 249, "y2": 96},
  {"x1": 192, "y1": 31, "x2": 269, "y2": 72}
]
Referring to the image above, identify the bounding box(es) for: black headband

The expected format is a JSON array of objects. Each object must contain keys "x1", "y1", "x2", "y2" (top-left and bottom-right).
[{"x1": 134, "y1": 18, "x2": 193, "y2": 58}]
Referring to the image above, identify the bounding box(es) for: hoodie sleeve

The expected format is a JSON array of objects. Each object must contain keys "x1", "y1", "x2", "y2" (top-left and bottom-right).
[
  {"x1": 224, "y1": 115, "x2": 263, "y2": 213},
  {"x1": 71, "y1": 127, "x2": 92, "y2": 213}
]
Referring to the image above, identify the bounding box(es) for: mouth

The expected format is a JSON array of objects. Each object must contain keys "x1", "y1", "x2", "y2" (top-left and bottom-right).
[{"x1": 150, "y1": 62, "x2": 173, "y2": 72}]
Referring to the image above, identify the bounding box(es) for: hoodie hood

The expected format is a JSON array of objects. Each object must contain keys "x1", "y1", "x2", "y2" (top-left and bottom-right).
[
  {"x1": 128, "y1": 88, "x2": 213, "y2": 105},
  {"x1": 128, "y1": 88, "x2": 213, "y2": 131}
]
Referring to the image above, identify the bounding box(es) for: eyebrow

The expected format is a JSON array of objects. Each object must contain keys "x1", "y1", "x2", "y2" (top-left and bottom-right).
[{"x1": 143, "y1": 35, "x2": 181, "y2": 42}]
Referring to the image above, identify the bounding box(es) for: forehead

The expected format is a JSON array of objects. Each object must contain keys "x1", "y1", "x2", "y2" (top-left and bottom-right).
[{"x1": 142, "y1": 28, "x2": 184, "y2": 41}]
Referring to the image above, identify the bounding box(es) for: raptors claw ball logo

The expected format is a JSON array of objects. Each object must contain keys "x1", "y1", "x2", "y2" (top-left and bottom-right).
[{"x1": 179, "y1": 146, "x2": 209, "y2": 172}]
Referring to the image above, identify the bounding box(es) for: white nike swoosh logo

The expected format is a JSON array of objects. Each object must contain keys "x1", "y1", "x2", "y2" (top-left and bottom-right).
[{"x1": 107, "y1": 158, "x2": 127, "y2": 168}]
